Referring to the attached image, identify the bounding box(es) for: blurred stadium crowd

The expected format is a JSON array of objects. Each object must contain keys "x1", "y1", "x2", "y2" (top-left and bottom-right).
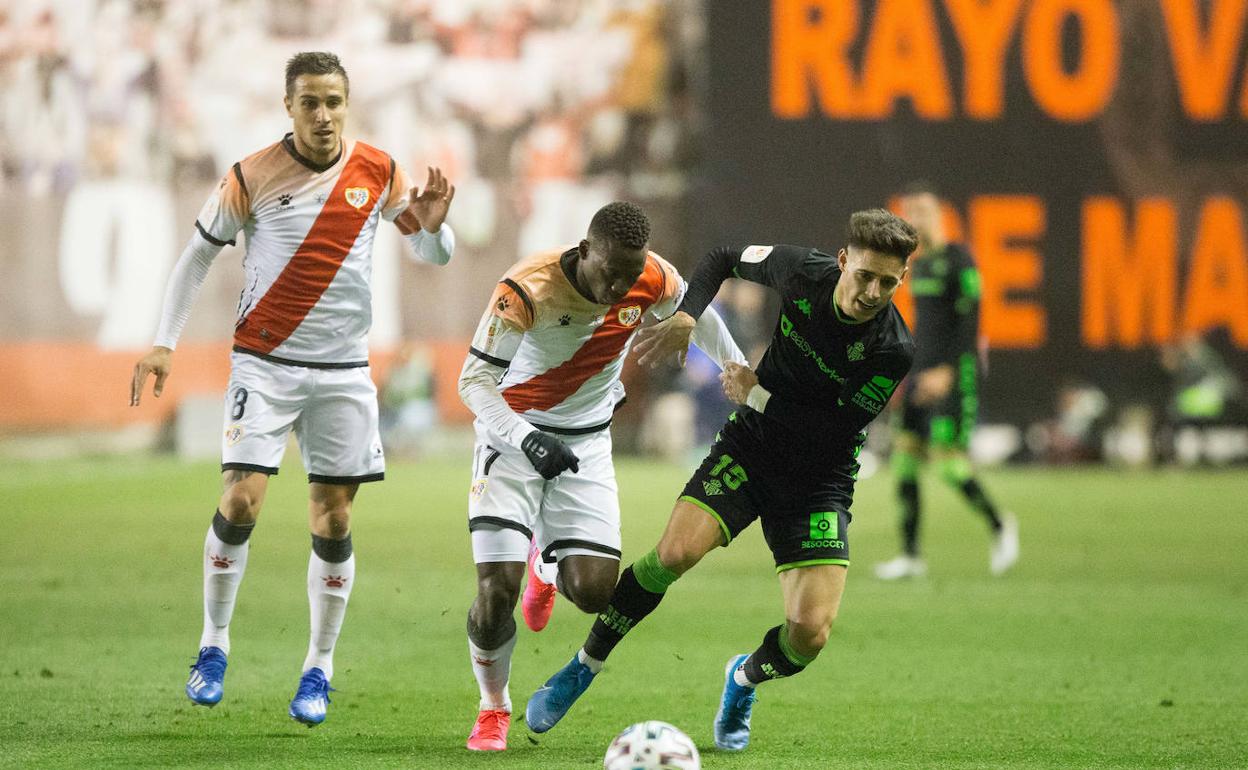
[
  {"x1": 0, "y1": 0, "x2": 1243, "y2": 468},
  {"x1": 0, "y1": 0, "x2": 703, "y2": 333}
]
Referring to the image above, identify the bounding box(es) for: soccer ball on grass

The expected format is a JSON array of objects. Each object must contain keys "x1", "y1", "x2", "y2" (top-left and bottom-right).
[{"x1": 603, "y1": 720, "x2": 700, "y2": 769}]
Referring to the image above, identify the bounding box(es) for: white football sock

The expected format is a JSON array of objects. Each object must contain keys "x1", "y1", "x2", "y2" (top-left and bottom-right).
[
  {"x1": 733, "y1": 660, "x2": 756, "y2": 688},
  {"x1": 303, "y1": 549, "x2": 355, "y2": 681},
  {"x1": 200, "y1": 524, "x2": 250, "y2": 655},
  {"x1": 469, "y1": 632, "x2": 516, "y2": 712},
  {"x1": 577, "y1": 647, "x2": 604, "y2": 674}
]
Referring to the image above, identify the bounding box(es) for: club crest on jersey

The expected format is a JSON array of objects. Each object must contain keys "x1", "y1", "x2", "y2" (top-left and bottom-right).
[
  {"x1": 225, "y1": 424, "x2": 244, "y2": 446},
  {"x1": 344, "y1": 187, "x2": 370, "y2": 209},
  {"x1": 618, "y1": 305, "x2": 642, "y2": 327}
]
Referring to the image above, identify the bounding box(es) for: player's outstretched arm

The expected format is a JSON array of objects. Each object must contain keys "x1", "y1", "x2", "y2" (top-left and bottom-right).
[
  {"x1": 130, "y1": 346, "x2": 173, "y2": 406},
  {"x1": 690, "y1": 305, "x2": 747, "y2": 370},
  {"x1": 131, "y1": 227, "x2": 227, "y2": 406}
]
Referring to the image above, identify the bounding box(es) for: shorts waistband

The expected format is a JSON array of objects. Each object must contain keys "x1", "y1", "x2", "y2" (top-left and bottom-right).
[
  {"x1": 528, "y1": 418, "x2": 612, "y2": 436},
  {"x1": 233, "y1": 345, "x2": 368, "y2": 369}
]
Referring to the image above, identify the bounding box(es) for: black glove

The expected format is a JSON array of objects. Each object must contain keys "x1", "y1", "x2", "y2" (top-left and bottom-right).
[{"x1": 521, "y1": 430, "x2": 580, "y2": 480}]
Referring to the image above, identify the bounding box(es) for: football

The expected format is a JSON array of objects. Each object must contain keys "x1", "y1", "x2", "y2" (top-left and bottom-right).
[{"x1": 603, "y1": 720, "x2": 700, "y2": 770}]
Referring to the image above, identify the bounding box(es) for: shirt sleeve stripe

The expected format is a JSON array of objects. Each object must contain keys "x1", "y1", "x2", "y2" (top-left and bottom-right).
[
  {"x1": 469, "y1": 346, "x2": 511, "y2": 368},
  {"x1": 194, "y1": 220, "x2": 234, "y2": 247}
]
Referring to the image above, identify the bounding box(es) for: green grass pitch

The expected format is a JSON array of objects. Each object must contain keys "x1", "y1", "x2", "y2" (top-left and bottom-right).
[{"x1": 2, "y1": 456, "x2": 1246, "y2": 768}]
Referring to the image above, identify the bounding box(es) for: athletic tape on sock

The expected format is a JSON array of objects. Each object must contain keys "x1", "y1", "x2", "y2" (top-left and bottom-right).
[
  {"x1": 212, "y1": 510, "x2": 255, "y2": 545},
  {"x1": 632, "y1": 548, "x2": 680, "y2": 595},
  {"x1": 311, "y1": 532, "x2": 353, "y2": 563},
  {"x1": 778, "y1": 622, "x2": 819, "y2": 667},
  {"x1": 937, "y1": 456, "x2": 973, "y2": 485}
]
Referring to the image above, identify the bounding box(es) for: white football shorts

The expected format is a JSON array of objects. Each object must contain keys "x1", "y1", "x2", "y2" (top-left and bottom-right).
[
  {"x1": 221, "y1": 351, "x2": 385, "y2": 483},
  {"x1": 468, "y1": 424, "x2": 621, "y2": 565}
]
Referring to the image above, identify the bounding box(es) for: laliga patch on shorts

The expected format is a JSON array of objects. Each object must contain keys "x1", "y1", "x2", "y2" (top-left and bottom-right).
[
  {"x1": 225, "y1": 424, "x2": 244, "y2": 446},
  {"x1": 618, "y1": 305, "x2": 642, "y2": 326},
  {"x1": 470, "y1": 478, "x2": 487, "y2": 500},
  {"x1": 344, "y1": 187, "x2": 370, "y2": 209},
  {"x1": 740, "y1": 245, "x2": 773, "y2": 263}
]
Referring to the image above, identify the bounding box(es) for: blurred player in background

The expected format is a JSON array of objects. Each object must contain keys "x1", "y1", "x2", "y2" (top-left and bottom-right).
[
  {"x1": 129, "y1": 52, "x2": 456, "y2": 725},
  {"x1": 874, "y1": 183, "x2": 1018, "y2": 580},
  {"x1": 525, "y1": 210, "x2": 917, "y2": 752},
  {"x1": 456, "y1": 201, "x2": 743, "y2": 751}
]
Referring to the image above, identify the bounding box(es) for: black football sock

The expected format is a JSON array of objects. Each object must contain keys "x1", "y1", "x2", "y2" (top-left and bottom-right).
[
  {"x1": 899, "y1": 479, "x2": 921, "y2": 557},
  {"x1": 583, "y1": 549, "x2": 678, "y2": 662},
  {"x1": 960, "y1": 478, "x2": 1003, "y2": 531},
  {"x1": 740, "y1": 624, "x2": 815, "y2": 686}
]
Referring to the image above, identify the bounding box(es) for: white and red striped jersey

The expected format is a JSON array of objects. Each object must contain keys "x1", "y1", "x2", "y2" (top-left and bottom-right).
[
  {"x1": 195, "y1": 134, "x2": 413, "y2": 365},
  {"x1": 467, "y1": 247, "x2": 685, "y2": 433}
]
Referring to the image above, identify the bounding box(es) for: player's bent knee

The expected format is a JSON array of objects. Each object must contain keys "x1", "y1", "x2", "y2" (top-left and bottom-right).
[
  {"x1": 219, "y1": 490, "x2": 262, "y2": 523},
  {"x1": 655, "y1": 539, "x2": 708, "y2": 576},
  {"x1": 564, "y1": 576, "x2": 615, "y2": 614},
  {"x1": 787, "y1": 607, "x2": 837, "y2": 652}
]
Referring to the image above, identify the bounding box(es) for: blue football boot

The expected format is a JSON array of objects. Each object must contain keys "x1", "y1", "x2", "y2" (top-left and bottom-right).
[
  {"x1": 288, "y1": 667, "x2": 333, "y2": 726},
  {"x1": 185, "y1": 646, "x2": 227, "y2": 707},
  {"x1": 525, "y1": 654, "x2": 597, "y2": 733},
  {"x1": 713, "y1": 654, "x2": 757, "y2": 751}
]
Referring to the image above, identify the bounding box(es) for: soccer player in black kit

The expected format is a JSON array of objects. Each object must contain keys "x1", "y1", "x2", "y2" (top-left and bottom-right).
[
  {"x1": 525, "y1": 209, "x2": 918, "y2": 751},
  {"x1": 874, "y1": 183, "x2": 1018, "y2": 581}
]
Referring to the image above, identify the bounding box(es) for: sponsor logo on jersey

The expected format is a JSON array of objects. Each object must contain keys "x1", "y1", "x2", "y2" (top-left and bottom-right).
[
  {"x1": 618, "y1": 305, "x2": 642, "y2": 326},
  {"x1": 779, "y1": 313, "x2": 845, "y2": 383},
  {"x1": 741, "y1": 245, "x2": 773, "y2": 263},
  {"x1": 322, "y1": 575, "x2": 348, "y2": 589},
  {"x1": 344, "y1": 187, "x2": 370, "y2": 209},
  {"x1": 559, "y1": 314, "x2": 571, "y2": 326},
  {"x1": 209, "y1": 554, "x2": 235, "y2": 569},
  {"x1": 276, "y1": 193, "x2": 294, "y2": 211},
  {"x1": 225, "y1": 424, "x2": 244, "y2": 445},
  {"x1": 851, "y1": 375, "x2": 898, "y2": 415}
]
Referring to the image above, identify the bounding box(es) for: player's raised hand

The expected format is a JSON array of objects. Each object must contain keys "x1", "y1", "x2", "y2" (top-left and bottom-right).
[
  {"x1": 635, "y1": 310, "x2": 696, "y2": 368},
  {"x1": 398, "y1": 166, "x2": 455, "y2": 234},
  {"x1": 130, "y1": 346, "x2": 173, "y2": 406},
  {"x1": 720, "y1": 361, "x2": 758, "y2": 405}
]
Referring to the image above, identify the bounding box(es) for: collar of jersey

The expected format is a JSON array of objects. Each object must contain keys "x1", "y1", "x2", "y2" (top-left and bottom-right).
[
  {"x1": 831, "y1": 294, "x2": 869, "y2": 325},
  {"x1": 560, "y1": 247, "x2": 604, "y2": 306},
  {"x1": 282, "y1": 133, "x2": 343, "y2": 173}
]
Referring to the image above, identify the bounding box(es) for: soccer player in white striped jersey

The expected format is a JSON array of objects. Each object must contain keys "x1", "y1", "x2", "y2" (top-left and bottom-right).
[
  {"x1": 456, "y1": 202, "x2": 746, "y2": 751},
  {"x1": 129, "y1": 52, "x2": 456, "y2": 726}
]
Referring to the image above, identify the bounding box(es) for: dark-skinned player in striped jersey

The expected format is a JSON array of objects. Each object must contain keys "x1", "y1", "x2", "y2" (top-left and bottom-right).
[
  {"x1": 874, "y1": 182, "x2": 1018, "y2": 581},
  {"x1": 525, "y1": 209, "x2": 918, "y2": 751}
]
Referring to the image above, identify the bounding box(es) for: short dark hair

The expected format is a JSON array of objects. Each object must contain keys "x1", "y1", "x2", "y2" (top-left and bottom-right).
[
  {"x1": 285, "y1": 52, "x2": 349, "y2": 98},
  {"x1": 847, "y1": 208, "x2": 919, "y2": 261},
  {"x1": 898, "y1": 179, "x2": 939, "y2": 198},
  {"x1": 588, "y1": 201, "x2": 651, "y2": 250}
]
